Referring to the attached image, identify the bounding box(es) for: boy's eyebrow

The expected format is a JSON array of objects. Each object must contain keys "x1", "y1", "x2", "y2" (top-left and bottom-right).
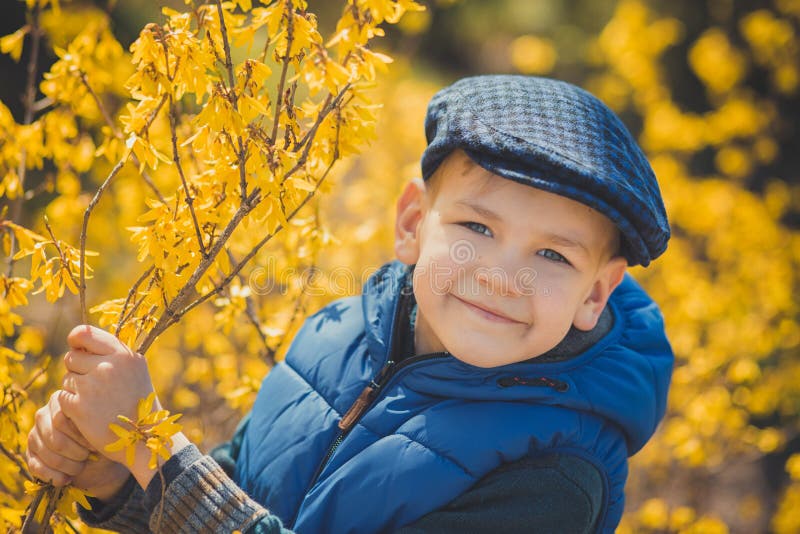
[
  {"x1": 456, "y1": 199, "x2": 591, "y2": 256},
  {"x1": 455, "y1": 200, "x2": 501, "y2": 221}
]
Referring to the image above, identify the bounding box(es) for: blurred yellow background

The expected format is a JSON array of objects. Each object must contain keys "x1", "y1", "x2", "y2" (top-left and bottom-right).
[{"x1": 1, "y1": 0, "x2": 799, "y2": 532}]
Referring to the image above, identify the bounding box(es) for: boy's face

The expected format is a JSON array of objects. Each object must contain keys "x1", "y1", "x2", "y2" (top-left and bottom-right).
[{"x1": 395, "y1": 150, "x2": 628, "y2": 368}]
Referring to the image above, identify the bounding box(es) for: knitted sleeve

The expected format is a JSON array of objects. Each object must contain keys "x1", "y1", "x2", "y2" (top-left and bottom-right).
[
  {"x1": 141, "y1": 445, "x2": 271, "y2": 533},
  {"x1": 78, "y1": 475, "x2": 150, "y2": 533},
  {"x1": 78, "y1": 443, "x2": 287, "y2": 534}
]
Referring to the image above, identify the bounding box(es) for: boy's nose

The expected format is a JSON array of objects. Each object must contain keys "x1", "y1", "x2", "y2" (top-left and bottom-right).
[
  {"x1": 474, "y1": 265, "x2": 523, "y2": 297},
  {"x1": 472, "y1": 251, "x2": 538, "y2": 298}
]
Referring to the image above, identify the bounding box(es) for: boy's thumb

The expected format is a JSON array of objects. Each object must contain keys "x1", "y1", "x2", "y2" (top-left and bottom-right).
[{"x1": 66, "y1": 324, "x2": 119, "y2": 355}]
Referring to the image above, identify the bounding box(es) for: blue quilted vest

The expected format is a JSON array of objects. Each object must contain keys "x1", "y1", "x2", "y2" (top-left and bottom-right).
[{"x1": 235, "y1": 261, "x2": 673, "y2": 533}]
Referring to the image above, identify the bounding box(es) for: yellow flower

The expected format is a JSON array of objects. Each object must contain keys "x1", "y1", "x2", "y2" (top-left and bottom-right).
[{"x1": 0, "y1": 26, "x2": 30, "y2": 62}]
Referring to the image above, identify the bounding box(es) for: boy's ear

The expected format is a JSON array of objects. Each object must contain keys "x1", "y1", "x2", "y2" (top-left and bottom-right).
[
  {"x1": 572, "y1": 256, "x2": 628, "y2": 331},
  {"x1": 394, "y1": 178, "x2": 426, "y2": 265}
]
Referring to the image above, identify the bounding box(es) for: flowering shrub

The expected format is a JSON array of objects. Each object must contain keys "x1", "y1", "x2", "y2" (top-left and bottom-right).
[{"x1": 0, "y1": 0, "x2": 421, "y2": 530}]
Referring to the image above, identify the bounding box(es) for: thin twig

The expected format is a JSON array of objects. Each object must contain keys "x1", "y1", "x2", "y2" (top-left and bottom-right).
[
  {"x1": 259, "y1": 33, "x2": 272, "y2": 64},
  {"x1": 7, "y1": 1, "x2": 42, "y2": 277},
  {"x1": 133, "y1": 303, "x2": 159, "y2": 343},
  {"x1": 40, "y1": 486, "x2": 63, "y2": 530},
  {"x1": 213, "y1": 0, "x2": 249, "y2": 202},
  {"x1": 21, "y1": 485, "x2": 61, "y2": 534},
  {"x1": 270, "y1": 0, "x2": 293, "y2": 145},
  {"x1": 223, "y1": 249, "x2": 273, "y2": 363},
  {"x1": 79, "y1": 94, "x2": 168, "y2": 322},
  {"x1": 282, "y1": 87, "x2": 348, "y2": 179},
  {"x1": 79, "y1": 72, "x2": 116, "y2": 131},
  {"x1": 31, "y1": 96, "x2": 53, "y2": 113},
  {"x1": 0, "y1": 441, "x2": 32, "y2": 482},
  {"x1": 136, "y1": 194, "x2": 258, "y2": 354},
  {"x1": 20, "y1": 485, "x2": 46, "y2": 534},
  {"x1": 78, "y1": 157, "x2": 128, "y2": 324},
  {"x1": 139, "y1": 88, "x2": 345, "y2": 351},
  {"x1": 63, "y1": 516, "x2": 80, "y2": 534},
  {"x1": 119, "y1": 270, "x2": 159, "y2": 333},
  {"x1": 170, "y1": 96, "x2": 208, "y2": 257},
  {"x1": 115, "y1": 265, "x2": 155, "y2": 337},
  {"x1": 0, "y1": 364, "x2": 49, "y2": 412},
  {"x1": 237, "y1": 135, "x2": 248, "y2": 202},
  {"x1": 171, "y1": 149, "x2": 339, "y2": 327},
  {"x1": 43, "y1": 217, "x2": 82, "y2": 295},
  {"x1": 79, "y1": 71, "x2": 169, "y2": 206},
  {"x1": 215, "y1": 0, "x2": 236, "y2": 96}
]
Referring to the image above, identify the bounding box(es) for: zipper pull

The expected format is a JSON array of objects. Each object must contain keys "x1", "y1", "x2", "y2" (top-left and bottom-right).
[
  {"x1": 338, "y1": 385, "x2": 376, "y2": 431},
  {"x1": 338, "y1": 360, "x2": 395, "y2": 432}
]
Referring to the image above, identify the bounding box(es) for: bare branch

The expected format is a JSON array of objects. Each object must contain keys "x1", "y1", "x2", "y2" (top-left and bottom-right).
[
  {"x1": 143, "y1": 85, "x2": 345, "y2": 349},
  {"x1": 20, "y1": 485, "x2": 46, "y2": 534},
  {"x1": 215, "y1": 0, "x2": 237, "y2": 96},
  {"x1": 270, "y1": 0, "x2": 294, "y2": 145},
  {"x1": 6, "y1": 1, "x2": 42, "y2": 277},
  {"x1": 170, "y1": 147, "x2": 339, "y2": 328},
  {"x1": 1, "y1": 364, "x2": 49, "y2": 412},
  {"x1": 223, "y1": 248, "x2": 274, "y2": 365},
  {"x1": 80, "y1": 94, "x2": 169, "y2": 322},
  {"x1": 79, "y1": 71, "x2": 169, "y2": 206},
  {"x1": 79, "y1": 157, "x2": 128, "y2": 324},
  {"x1": 31, "y1": 96, "x2": 53, "y2": 113},
  {"x1": 0, "y1": 441, "x2": 32, "y2": 482},
  {"x1": 282, "y1": 86, "x2": 349, "y2": 180},
  {"x1": 169, "y1": 96, "x2": 208, "y2": 258},
  {"x1": 136, "y1": 193, "x2": 259, "y2": 354},
  {"x1": 43, "y1": 218, "x2": 83, "y2": 301},
  {"x1": 116, "y1": 265, "x2": 155, "y2": 337}
]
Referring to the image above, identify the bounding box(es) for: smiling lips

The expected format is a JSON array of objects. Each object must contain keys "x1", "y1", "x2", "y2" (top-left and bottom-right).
[{"x1": 452, "y1": 295, "x2": 527, "y2": 325}]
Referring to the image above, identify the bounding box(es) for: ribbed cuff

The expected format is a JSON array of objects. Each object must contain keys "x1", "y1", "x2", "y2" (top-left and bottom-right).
[
  {"x1": 144, "y1": 444, "x2": 271, "y2": 533},
  {"x1": 78, "y1": 475, "x2": 150, "y2": 533},
  {"x1": 144, "y1": 444, "x2": 204, "y2": 511}
]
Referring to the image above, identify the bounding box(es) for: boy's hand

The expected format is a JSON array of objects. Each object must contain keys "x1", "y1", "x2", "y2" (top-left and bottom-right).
[
  {"x1": 26, "y1": 391, "x2": 130, "y2": 501},
  {"x1": 57, "y1": 325, "x2": 156, "y2": 462},
  {"x1": 58, "y1": 325, "x2": 189, "y2": 489}
]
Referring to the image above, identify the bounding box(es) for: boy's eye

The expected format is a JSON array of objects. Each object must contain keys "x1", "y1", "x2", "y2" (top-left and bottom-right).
[
  {"x1": 538, "y1": 249, "x2": 570, "y2": 264},
  {"x1": 461, "y1": 221, "x2": 493, "y2": 237}
]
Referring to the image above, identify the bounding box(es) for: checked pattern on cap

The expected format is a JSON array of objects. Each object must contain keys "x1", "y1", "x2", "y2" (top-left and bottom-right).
[{"x1": 421, "y1": 75, "x2": 670, "y2": 267}]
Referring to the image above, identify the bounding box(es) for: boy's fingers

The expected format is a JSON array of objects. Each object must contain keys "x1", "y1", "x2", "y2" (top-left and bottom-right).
[
  {"x1": 25, "y1": 450, "x2": 73, "y2": 487},
  {"x1": 56, "y1": 389, "x2": 80, "y2": 422},
  {"x1": 27, "y1": 431, "x2": 85, "y2": 476},
  {"x1": 48, "y1": 391, "x2": 94, "y2": 451},
  {"x1": 61, "y1": 372, "x2": 81, "y2": 394},
  {"x1": 63, "y1": 349, "x2": 99, "y2": 375},
  {"x1": 66, "y1": 324, "x2": 121, "y2": 355}
]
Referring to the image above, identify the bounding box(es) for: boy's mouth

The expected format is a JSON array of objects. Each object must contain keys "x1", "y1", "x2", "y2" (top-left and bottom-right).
[{"x1": 452, "y1": 295, "x2": 527, "y2": 325}]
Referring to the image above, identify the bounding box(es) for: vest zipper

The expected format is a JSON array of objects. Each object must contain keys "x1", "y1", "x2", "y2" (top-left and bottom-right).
[
  {"x1": 304, "y1": 351, "x2": 450, "y2": 496},
  {"x1": 290, "y1": 284, "x2": 413, "y2": 528}
]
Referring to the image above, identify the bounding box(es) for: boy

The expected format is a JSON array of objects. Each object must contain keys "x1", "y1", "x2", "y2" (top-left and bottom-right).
[{"x1": 27, "y1": 75, "x2": 673, "y2": 533}]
